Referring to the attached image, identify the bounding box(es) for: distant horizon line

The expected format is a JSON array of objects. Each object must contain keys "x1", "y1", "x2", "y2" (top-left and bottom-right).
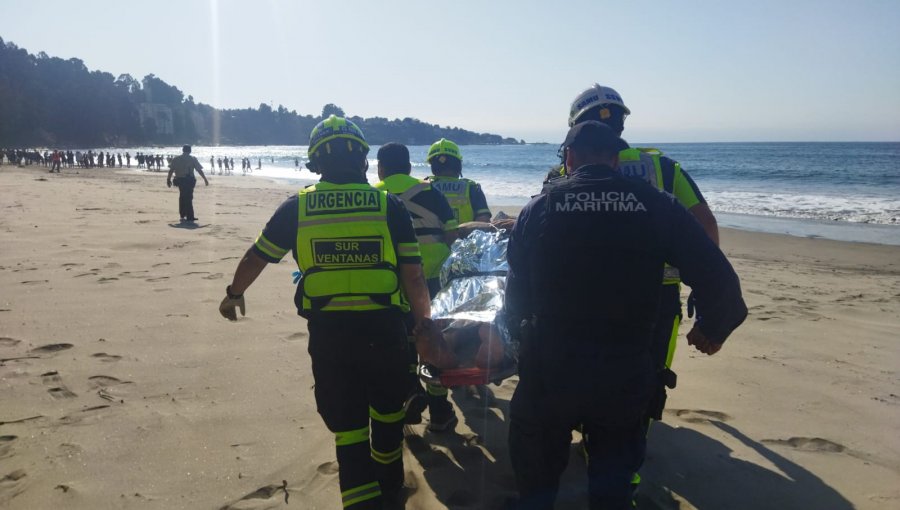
[{"x1": 6, "y1": 140, "x2": 899, "y2": 150}]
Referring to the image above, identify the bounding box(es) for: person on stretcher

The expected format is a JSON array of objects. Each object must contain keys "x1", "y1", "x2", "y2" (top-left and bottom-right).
[{"x1": 416, "y1": 319, "x2": 506, "y2": 370}]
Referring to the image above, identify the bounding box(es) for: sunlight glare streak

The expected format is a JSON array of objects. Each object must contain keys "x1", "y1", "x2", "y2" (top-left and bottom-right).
[{"x1": 209, "y1": 0, "x2": 221, "y2": 146}]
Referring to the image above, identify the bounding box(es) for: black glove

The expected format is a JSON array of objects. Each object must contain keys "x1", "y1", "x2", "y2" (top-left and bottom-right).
[{"x1": 219, "y1": 286, "x2": 245, "y2": 321}]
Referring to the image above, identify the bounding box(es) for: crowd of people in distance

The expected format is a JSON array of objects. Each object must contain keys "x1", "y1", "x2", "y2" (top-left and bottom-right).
[
  {"x1": 1, "y1": 148, "x2": 275, "y2": 178},
  {"x1": 205, "y1": 156, "x2": 260, "y2": 176},
  {"x1": 0, "y1": 148, "x2": 154, "y2": 171}
]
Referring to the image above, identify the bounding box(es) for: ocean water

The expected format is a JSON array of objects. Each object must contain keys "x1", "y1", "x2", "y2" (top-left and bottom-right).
[{"x1": 106, "y1": 142, "x2": 900, "y2": 245}]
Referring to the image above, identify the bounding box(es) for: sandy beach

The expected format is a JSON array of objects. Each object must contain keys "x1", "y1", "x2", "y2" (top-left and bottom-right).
[{"x1": 1, "y1": 164, "x2": 898, "y2": 510}]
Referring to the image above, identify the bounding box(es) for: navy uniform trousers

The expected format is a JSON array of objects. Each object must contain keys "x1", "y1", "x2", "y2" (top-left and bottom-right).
[
  {"x1": 307, "y1": 311, "x2": 409, "y2": 508},
  {"x1": 509, "y1": 323, "x2": 656, "y2": 510}
]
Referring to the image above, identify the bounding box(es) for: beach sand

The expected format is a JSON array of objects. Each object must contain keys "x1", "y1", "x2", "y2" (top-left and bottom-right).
[{"x1": 1, "y1": 165, "x2": 898, "y2": 509}]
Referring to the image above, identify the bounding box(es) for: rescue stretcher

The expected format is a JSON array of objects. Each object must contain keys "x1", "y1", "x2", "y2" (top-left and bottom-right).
[{"x1": 417, "y1": 220, "x2": 519, "y2": 388}]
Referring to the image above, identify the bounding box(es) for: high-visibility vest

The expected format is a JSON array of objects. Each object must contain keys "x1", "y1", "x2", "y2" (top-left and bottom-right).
[
  {"x1": 295, "y1": 182, "x2": 406, "y2": 312},
  {"x1": 618, "y1": 147, "x2": 681, "y2": 285},
  {"x1": 375, "y1": 174, "x2": 450, "y2": 280},
  {"x1": 427, "y1": 176, "x2": 478, "y2": 224}
]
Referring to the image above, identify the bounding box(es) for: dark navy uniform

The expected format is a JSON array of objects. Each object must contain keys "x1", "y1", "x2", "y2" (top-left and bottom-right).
[{"x1": 505, "y1": 163, "x2": 746, "y2": 509}]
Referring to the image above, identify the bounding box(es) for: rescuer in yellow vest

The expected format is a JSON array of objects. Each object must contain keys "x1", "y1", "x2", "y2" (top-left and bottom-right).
[
  {"x1": 425, "y1": 138, "x2": 492, "y2": 224},
  {"x1": 375, "y1": 142, "x2": 459, "y2": 296},
  {"x1": 218, "y1": 116, "x2": 435, "y2": 509},
  {"x1": 374, "y1": 142, "x2": 463, "y2": 432}
]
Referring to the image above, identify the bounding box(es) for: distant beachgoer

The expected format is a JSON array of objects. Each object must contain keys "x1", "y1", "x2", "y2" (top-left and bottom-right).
[
  {"x1": 294, "y1": 157, "x2": 299, "y2": 169},
  {"x1": 166, "y1": 145, "x2": 209, "y2": 222},
  {"x1": 50, "y1": 150, "x2": 61, "y2": 173},
  {"x1": 117, "y1": 154, "x2": 123, "y2": 167},
  {"x1": 257, "y1": 157, "x2": 261, "y2": 170},
  {"x1": 126, "y1": 152, "x2": 131, "y2": 167}
]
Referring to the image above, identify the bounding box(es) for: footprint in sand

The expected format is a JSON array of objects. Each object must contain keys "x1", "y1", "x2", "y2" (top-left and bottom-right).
[
  {"x1": 97, "y1": 277, "x2": 119, "y2": 283},
  {"x1": 761, "y1": 437, "x2": 845, "y2": 453},
  {"x1": 0, "y1": 337, "x2": 22, "y2": 348},
  {"x1": 0, "y1": 469, "x2": 27, "y2": 498},
  {"x1": 42, "y1": 371, "x2": 77, "y2": 399},
  {"x1": 91, "y1": 353, "x2": 122, "y2": 362},
  {"x1": 57, "y1": 443, "x2": 84, "y2": 458},
  {"x1": 285, "y1": 332, "x2": 309, "y2": 342},
  {"x1": 61, "y1": 263, "x2": 82, "y2": 268},
  {"x1": 151, "y1": 263, "x2": 170, "y2": 268},
  {"x1": 317, "y1": 461, "x2": 339, "y2": 475},
  {"x1": 222, "y1": 481, "x2": 290, "y2": 509},
  {"x1": 58, "y1": 405, "x2": 111, "y2": 425},
  {"x1": 20, "y1": 280, "x2": 49, "y2": 285},
  {"x1": 29, "y1": 343, "x2": 73, "y2": 355},
  {"x1": 146, "y1": 276, "x2": 169, "y2": 282},
  {"x1": 668, "y1": 409, "x2": 731, "y2": 423},
  {"x1": 0, "y1": 436, "x2": 17, "y2": 459},
  {"x1": 88, "y1": 375, "x2": 128, "y2": 388},
  {"x1": 74, "y1": 272, "x2": 99, "y2": 278},
  {"x1": 118, "y1": 271, "x2": 149, "y2": 278},
  {"x1": 202, "y1": 273, "x2": 224, "y2": 280}
]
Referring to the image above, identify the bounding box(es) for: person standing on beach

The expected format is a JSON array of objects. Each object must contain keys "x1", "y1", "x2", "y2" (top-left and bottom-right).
[
  {"x1": 166, "y1": 145, "x2": 208, "y2": 222},
  {"x1": 559, "y1": 84, "x2": 721, "y2": 496},
  {"x1": 425, "y1": 138, "x2": 491, "y2": 224},
  {"x1": 218, "y1": 116, "x2": 435, "y2": 508},
  {"x1": 504, "y1": 121, "x2": 746, "y2": 509},
  {"x1": 374, "y1": 142, "x2": 460, "y2": 431}
]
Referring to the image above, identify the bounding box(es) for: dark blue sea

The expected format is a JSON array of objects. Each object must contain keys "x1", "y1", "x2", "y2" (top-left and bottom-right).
[{"x1": 113, "y1": 142, "x2": 900, "y2": 245}]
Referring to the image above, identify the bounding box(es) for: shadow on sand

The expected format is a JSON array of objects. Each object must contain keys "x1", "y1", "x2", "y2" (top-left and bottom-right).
[
  {"x1": 405, "y1": 388, "x2": 852, "y2": 510},
  {"x1": 637, "y1": 420, "x2": 854, "y2": 510},
  {"x1": 167, "y1": 221, "x2": 208, "y2": 229}
]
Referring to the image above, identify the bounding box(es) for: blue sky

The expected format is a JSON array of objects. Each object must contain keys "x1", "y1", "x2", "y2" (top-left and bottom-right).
[{"x1": 1, "y1": 0, "x2": 898, "y2": 143}]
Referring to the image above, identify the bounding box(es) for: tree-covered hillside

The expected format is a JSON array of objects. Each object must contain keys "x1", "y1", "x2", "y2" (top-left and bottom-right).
[{"x1": 0, "y1": 38, "x2": 523, "y2": 147}]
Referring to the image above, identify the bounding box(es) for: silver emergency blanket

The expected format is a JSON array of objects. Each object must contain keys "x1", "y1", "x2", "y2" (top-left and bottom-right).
[{"x1": 431, "y1": 229, "x2": 509, "y2": 323}]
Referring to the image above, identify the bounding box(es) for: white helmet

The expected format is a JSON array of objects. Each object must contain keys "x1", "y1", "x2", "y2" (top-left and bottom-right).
[{"x1": 568, "y1": 84, "x2": 630, "y2": 127}]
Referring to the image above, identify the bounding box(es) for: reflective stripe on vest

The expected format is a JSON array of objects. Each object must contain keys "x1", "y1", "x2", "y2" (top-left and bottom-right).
[
  {"x1": 428, "y1": 176, "x2": 476, "y2": 224},
  {"x1": 296, "y1": 182, "x2": 406, "y2": 312},
  {"x1": 378, "y1": 175, "x2": 451, "y2": 280},
  {"x1": 618, "y1": 147, "x2": 681, "y2": 285}
]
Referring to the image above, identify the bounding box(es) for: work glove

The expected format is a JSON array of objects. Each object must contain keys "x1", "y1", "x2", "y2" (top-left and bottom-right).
[
  {"x1": 219, "y1": 286, "x2": 245, "y2": 321},
  {"x1": 686, "y1": 290, "x2": 697, "y2": 318}
]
